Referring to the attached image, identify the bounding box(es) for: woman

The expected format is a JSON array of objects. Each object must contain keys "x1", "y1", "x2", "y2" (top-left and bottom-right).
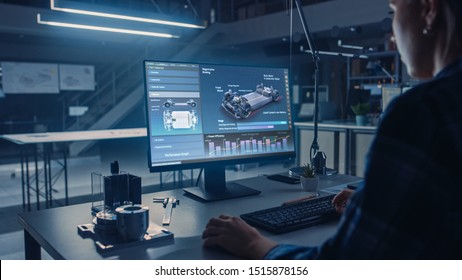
[{"x1": 202, "y1": 0, "x2": 462, "y2": 259}]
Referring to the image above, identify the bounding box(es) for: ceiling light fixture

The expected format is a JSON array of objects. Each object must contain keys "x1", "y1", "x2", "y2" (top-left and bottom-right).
[
  {"x1": 301, "y1": 46, "x2": 369, "y2": 59},
  {"x1": 50, "y1": 0, "x2": 206, "y2": 29},
  {"x1": 37, "y1": 14, "x2": 179, "y2": 38},
  {"x1": 337, "y1": 40, "x2": 363, "y2": 50}
]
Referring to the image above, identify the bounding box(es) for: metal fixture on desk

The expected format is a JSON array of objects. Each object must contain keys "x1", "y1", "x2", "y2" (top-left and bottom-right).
[
  {"x1": 90, "y1": 161, "x2": 145, "y2": 240},
  {"x1": 83, "y1": 201, "x2": 151, "y2": 246},
  {"x1": 77, "y1": 161, "x2": 174, "y2": 252},
  {"x1": 91, "y1": 161, "x2": 142, "y2": 215},
  {"x1": 153, "y1": 197, "x2": 180, "y2": 226},
  {"x1": 115, "y1": 204, "x2": 149, "y2": 241}
]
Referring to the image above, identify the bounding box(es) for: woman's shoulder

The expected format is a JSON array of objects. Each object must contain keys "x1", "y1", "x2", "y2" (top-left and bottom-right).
[
  {"x1": 387, "y1": 69, "x2": 462, "y2": 116},
  {"x1": 380, "y1": 69, "x2": 462, "y2": 137},
  {"x1": 402, "y1": 60, "x2": 462, "y2": 102}
]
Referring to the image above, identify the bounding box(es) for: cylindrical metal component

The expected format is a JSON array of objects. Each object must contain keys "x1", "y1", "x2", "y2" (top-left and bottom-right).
[
  {"x1": 94, "y1": 210, "x2": 117, "y2": 233},
  {"x1": 93, "y1": 210, "x2": 118, "y2": 242},
  {"x1": 115, "y1": 204, "x2": 149, "y2": 241}
]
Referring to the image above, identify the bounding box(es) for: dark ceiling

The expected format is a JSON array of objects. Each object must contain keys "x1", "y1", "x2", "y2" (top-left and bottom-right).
[
  {"x1": 0, "y1": 0, "x2": 393, "y2": 65},
  {"x1": 0, "y1": 0, "x2": 333, "y2": 23}
]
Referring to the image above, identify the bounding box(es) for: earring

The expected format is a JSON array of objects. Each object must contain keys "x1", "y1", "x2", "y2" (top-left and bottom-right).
[{"x1": 422, "y1": 26, "x2": 433, "y2": 35}]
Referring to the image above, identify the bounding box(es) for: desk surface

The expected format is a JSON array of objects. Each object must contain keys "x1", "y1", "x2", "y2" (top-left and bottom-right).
[
  {"x1": 18, "y1": 174, "x2": 361, "y2": 260},
  {"x1": 1, "y1": 128, "x2": 147, "y2": 145}
]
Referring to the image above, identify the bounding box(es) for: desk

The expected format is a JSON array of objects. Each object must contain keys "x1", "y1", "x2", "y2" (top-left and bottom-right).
[
  {"x1": 1, "y1": 128, "x2": 147, "y2": 211},
  {"x1": 18, "y1": 174, "x2": 361, "y2": 260},
  {"x1": 294, "y1": 120, "x2": 377, "y2": 176}
]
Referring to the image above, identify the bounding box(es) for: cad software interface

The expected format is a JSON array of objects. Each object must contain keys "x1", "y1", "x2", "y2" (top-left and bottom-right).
[{"x1": 144, "y1": 61, "x2": 294, "y2": 167}]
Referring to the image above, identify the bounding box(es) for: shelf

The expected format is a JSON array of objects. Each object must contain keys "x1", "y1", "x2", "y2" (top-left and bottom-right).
[
  {"x1": 345, "y1": 51, "x2": 401, "y2": 117},
  {"x1": 347, "y1": 51, "x2": 401, "y2": 88},
  {"x1": 360, "y1": 51, "x2": 399, "y2": 57}
]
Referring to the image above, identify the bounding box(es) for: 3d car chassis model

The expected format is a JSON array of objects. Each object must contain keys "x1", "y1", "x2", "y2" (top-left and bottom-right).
[{"x1": 221, "y1": 83, "x2": 279, "y2": 119}]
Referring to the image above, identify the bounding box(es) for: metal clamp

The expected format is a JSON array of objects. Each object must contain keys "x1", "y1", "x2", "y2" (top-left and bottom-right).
[{"x1": 153, "y1": 197, "x2": 179, "y2": 225}]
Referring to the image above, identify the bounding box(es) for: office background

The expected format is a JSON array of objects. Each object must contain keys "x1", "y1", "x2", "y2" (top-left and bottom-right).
[{"x1": 0, "y1": 0, "x2": 411, "y2": 259}]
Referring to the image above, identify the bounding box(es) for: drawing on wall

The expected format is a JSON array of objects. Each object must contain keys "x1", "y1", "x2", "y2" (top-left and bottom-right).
[
  {"x1": 1, "y1": 62, "x2": 59, "y2": 94},
  {"x1": 59, "y1": 64, "x2": 95, "y2": 91}
]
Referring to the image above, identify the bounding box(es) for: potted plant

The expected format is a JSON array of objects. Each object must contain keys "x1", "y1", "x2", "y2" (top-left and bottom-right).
[
  {"x1": 351, "y1": 102, "x2": 370, "y2": 126},
  {"x1": 300, "y1": 163, "x2": 319, "y2": 192}
]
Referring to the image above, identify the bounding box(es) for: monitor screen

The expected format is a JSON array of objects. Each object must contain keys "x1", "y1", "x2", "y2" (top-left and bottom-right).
[
  {"x1": 143, "y1": 61, "x2": 295, "y2": 201},
  {"x1": 381, "y1": 86, "x2": 401, "y2": 113}
]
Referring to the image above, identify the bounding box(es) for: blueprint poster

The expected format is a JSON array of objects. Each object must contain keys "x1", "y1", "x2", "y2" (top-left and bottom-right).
[
  {"x1": 59, "y1": 64, "x2": 95, "y2": 91},
  {"x1": 1, "y1": 62, "x2": 59, "y2": 94}
]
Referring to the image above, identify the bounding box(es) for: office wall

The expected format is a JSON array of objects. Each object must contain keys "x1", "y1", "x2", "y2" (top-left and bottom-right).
[{"x1": 0, "y1": 0, "x2": 390, "y2": 141}]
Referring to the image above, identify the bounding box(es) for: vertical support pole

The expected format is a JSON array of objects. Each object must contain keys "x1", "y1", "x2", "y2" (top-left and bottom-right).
[
  {"x1": 25, "y1": 147, "x2": 31, "y2": 212},
  {"x1": 24, "y1": 230, "x2": 41, "y2": 260},
  {"x1": 34, "y1": 145, "x2": 40, "y2": 210},
  {"x1": 345, "y1": 129, "x2": 352, "y2": 175},
  {"x1": 64, "y1": 144, "x2": 69, "y2": 206},
  {"x1": 20, "y1": 148, "x2": 26, "y2": 210},
  {"x1": 46, "y1": 144, "x2": 53, "y2": 207},
  {"x1": 333, "y1": 131, "x2": 340, "y2": 172},
  {"x1": 350, "y1": 130, "x2": 357, "y2": 176},
  {"x1": 62, "y1": 100, "x2": 66, "y2": 131},
  {"x1": 43, "y1": 145, "x2": 49, "y2": 209}
]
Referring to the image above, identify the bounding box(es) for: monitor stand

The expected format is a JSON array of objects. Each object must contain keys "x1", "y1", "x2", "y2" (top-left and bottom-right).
[{"x1": 183, "y1": 166, "x2": 261, "y2": 202}]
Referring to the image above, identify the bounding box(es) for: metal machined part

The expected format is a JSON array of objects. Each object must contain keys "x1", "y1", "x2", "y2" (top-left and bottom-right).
[
  {"x1": 94, "y1": 210, "x2": 118, "y2": 233},
  {"x1": 115, "y1": 204, "x2": 149, "y2": 241}
]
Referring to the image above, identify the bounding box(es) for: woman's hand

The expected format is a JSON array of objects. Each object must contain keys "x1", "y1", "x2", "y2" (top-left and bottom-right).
[
  {"x1": 332, "y1": 188, "x2": 355, "y2": 214},
  {"x1": 202, "y1": 214, "x2": 277, "y2": 259}
]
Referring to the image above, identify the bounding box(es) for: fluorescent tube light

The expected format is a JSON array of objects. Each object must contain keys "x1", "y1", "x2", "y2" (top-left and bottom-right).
[
  {"x1": 37, "y1": 13, "x2": 179, "y2": 38},
  {"x1": 50, "y1": 0, "x2": 206, "y2": 29},
  {"x1": 301, "y1": 47, "x2": 369, "y2": 59}
]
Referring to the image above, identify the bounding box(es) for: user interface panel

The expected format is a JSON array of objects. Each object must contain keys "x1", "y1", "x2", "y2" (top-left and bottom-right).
[{"x1": 144, "y1": 61, "x2": 294, "y2": 167}]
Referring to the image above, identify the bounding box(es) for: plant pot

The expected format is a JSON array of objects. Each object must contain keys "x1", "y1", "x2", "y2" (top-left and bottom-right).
[
  {"x1": 355, "y1": 115, "x2": 368, "y2": 126},
  {"x1": 300, "y1": 176, "x2": 319, "y2": 192}
]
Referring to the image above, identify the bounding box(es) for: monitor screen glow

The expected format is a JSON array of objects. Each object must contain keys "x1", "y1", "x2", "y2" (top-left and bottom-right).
[{"x1": 143, "y1": 61, "x2": 295, "y2": 201}]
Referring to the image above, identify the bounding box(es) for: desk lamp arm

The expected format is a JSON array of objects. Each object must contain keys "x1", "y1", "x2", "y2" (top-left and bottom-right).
[{"x1": 293, "y1": 0, "x2": 326, "y2": 172}]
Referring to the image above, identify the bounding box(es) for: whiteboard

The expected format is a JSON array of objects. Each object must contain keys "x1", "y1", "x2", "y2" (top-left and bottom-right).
[
  {"x1": 1, "y1": 62, "x2": 59, "y2": 94},
  {"x1": 59, "y1": 64, "x2": 95, "y2": 91}
]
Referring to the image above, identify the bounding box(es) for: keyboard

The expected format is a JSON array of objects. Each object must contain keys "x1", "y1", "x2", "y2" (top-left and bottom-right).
[{"x1": 240, "y1": 194, "x2": 339, "y2": 234}]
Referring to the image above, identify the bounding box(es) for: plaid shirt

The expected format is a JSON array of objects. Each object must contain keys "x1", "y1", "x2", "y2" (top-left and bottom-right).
[{"x1": 266, "y1": 58, "x2": 462, "y2": 259}]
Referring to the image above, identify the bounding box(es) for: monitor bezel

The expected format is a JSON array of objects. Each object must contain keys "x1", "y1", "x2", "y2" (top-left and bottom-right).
[{"x1": 143, "y1": 60, "x2": 296, "y2": 173}]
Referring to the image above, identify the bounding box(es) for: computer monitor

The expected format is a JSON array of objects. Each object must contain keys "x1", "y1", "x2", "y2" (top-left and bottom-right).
[
  {"x1": 381, "y1": 86, "x2": 401, "y2": 113},
  {"x1": 143, "y1": 61, "x2": 295, "y2": 201}
]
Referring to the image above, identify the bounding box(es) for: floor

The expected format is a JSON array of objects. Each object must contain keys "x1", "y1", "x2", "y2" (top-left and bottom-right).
[{"x1": 0, "y1": 155, "x2": 294, "y2": 260}]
